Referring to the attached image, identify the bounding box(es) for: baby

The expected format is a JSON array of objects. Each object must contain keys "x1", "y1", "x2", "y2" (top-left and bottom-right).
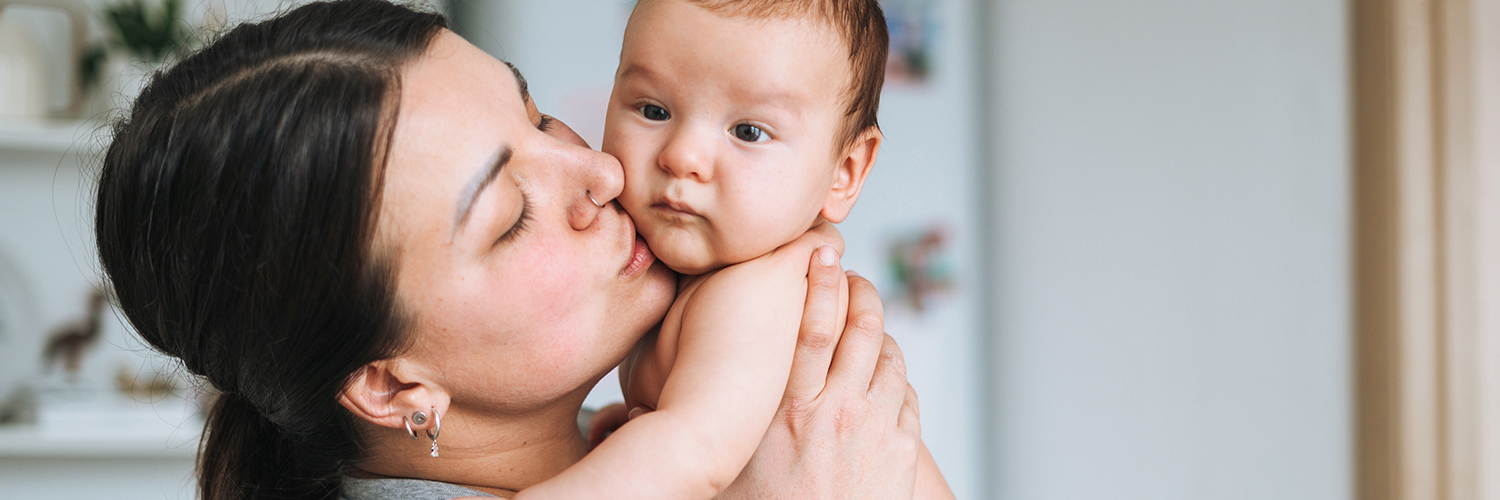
[{"x1": 517, "y1": 1, "x2": 950, "y2": 498}]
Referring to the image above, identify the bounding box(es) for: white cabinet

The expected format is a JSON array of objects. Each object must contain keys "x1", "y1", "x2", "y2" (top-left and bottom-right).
[
  {"x1": 0, "y1": 423, "x2": 198, "y2": 500},
  {"x1": 0, "y1": 120, "x2": 199, "y2": 500}
]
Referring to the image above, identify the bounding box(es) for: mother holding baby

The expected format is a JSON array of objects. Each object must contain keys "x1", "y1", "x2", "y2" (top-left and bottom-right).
[{"x1": 94, "y1": 1, "x2": 937, "y2": 499}]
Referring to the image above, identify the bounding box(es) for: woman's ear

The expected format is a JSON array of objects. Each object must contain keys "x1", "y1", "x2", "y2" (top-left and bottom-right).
[
  {"x1": 819, "y1": 127, "x2": 882, "y2": 224},
  {"x1": 338, "y1": 359, "x2": 449, "y2": 433}
]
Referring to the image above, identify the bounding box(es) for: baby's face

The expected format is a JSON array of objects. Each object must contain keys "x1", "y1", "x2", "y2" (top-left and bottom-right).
[{"x1": 603, "y1": 0, "x2": 852, "y2": 275}]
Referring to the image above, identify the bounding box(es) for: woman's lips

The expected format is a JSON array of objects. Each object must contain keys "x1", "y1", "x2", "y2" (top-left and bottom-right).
[{"x1": 621, "y1": 235, "x2": 655, "y2": 277}]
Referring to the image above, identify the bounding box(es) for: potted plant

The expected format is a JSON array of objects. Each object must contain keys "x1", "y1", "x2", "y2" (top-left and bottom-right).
[{"x1": 82, "y1": 0, "x2": 192, "y2": 113}]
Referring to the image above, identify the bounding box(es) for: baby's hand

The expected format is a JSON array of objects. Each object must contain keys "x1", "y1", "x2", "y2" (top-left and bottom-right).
[
  {"x1": 587, "y1": 403, "x2": 631, "y2": 449},
  {"x1": 588, "y1": 403, "x2": 657, "y2": 449},
  {"x1": 775, "y1": 221, "x2": 845, "y2": 262}
]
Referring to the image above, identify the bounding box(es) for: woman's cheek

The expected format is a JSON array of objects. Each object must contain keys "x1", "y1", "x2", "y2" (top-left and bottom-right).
[{"x1": 506, "y1": 243, "x2": 594, "y2": 324}]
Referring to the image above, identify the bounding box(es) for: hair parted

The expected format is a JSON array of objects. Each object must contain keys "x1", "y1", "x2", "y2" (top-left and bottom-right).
[
  {"x1": 681, "y1": 0, "x2": 889, "y2": 149},
  {"x1": 94, "y1": 1, "x2": 446, "y2": 499}
]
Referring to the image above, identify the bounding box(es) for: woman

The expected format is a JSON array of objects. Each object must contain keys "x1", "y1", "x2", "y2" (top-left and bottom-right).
[{"x1": 94, "y1": 1, "x2": 921, "y2": 499}]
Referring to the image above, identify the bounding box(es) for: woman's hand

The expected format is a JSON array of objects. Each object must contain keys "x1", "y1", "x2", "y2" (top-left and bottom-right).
[
  {"x1": 718, "y1": 246, "x2": 921, "y2": 500},
  {"x1": 586, "y1": 246, "x2": 923, "y2": 497}
]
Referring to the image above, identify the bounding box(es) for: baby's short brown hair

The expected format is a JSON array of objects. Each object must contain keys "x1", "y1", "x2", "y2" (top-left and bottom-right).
[{"x1": 682, "y1": 0, "x2": 889, "y2": 150}]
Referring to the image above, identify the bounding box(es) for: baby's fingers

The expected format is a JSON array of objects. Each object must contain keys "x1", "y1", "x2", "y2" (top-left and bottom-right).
[{"x1": 587, "y1": 403, "x2": 630, "y2": 448}]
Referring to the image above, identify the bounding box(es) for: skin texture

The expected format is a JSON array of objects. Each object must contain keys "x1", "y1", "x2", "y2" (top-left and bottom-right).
[
  {"x1": 334, "y1": 30, "x2": 928, "y2": 500},
  {"x1": 605, "y1": 0, "x2": 879, "y2": 276},
  {"x1": 338, "y1": 30, "x2": 677, "y2": 495},
  {"x1": 602, "y1": 1, "x2": 952, "y2": 498}
]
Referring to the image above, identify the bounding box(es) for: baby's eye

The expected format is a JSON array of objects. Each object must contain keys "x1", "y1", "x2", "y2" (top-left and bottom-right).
[
  {"x1": 640, "y1": 104, "x2": 670, "y2": 121},
  {"x1": 732, "y1": 123, "x2": 767, "y2": 142}
]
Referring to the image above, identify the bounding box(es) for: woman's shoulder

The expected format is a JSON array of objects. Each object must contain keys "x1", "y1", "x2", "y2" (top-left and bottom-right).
[{"x1": 340, "y1": 476, "x2": 498, "y2": 500}]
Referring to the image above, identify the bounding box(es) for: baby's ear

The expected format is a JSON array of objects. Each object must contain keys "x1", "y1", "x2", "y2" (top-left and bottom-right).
[{"x1": 820, "y1": 127, "x2": 882, "y2": 223}]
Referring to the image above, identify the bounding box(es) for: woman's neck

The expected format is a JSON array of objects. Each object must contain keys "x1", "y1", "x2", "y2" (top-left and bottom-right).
[{"x1": 350, "y1": 401, "x2": 590, "y2": 496}]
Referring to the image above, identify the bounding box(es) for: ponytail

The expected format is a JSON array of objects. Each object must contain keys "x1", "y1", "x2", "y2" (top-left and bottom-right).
[{"x1": 200, "y1": 392, "x2": 338, "y2": 500}]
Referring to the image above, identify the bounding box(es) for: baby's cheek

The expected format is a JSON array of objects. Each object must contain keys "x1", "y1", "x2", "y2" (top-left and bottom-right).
[
  {"x1": 619, "y1": 186, "x2": 651, "y2": 223},
  {"x1": 711, "y1": 208, "x2": 792, "y2": 264}
]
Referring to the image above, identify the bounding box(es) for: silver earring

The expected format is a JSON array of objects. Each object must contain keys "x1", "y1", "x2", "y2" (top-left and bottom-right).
[
  {"x1": 587, "y1": 191, "x2": 604, "y2": 208},
  {"x1": 403, "y1": 414, "x2": 420, "y2": 440},
  {"x1": 426, "y1": 407, "x2": 442, "y2": 458}
]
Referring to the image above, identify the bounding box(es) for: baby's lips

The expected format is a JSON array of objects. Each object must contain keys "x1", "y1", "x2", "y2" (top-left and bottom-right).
[{"x1": 664, "y1": 197, "x2": 703, "y2": 216}]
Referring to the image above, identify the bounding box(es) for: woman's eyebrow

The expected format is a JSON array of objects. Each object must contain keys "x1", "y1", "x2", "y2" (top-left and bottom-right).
[
  {"x1": 450, "y1": 62, "x2": 529, "y2": 237},
  {"x1": 504, "y1": 60, "x2": 533, "y2": 106},
  {"x1": 453, "y1": 146, "x2": 513, "y2": 235}
]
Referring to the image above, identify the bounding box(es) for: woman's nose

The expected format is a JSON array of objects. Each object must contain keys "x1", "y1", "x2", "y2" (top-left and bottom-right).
[
  {"x1": 657, "y1": 125, "x2": 713, "y2": 182},
  {"x1": 568, "y1": 147, "x2": 624, "y2": 231}
]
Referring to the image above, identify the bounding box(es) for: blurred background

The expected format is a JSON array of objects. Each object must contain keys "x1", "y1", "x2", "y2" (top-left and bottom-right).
[{"x1": 0, "y1": 0, "x2": 1495, "y2": 499}]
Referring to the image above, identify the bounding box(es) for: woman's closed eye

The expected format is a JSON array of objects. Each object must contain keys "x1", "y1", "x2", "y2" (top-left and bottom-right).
[
  {"x1": 537, "y1": 114, "x2": 555, "y2": 132},
  {"x1": 494, "y1": 193, "x2": 533, "y2": 248}
]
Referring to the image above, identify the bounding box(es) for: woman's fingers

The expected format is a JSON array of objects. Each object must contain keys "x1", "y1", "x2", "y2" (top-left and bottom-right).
[
  {"x1": 870, "y1": 334, "x2": 909, "y2": 407},
  {"x1": 785, "y1": 245, "x2": 844, "y2": 403},
  {"x1": 897, "y1": 383, "x2": 921, "y2": 435},
  {"x1": 826, "y1": 273, "x2": 886, "y2": 392}
]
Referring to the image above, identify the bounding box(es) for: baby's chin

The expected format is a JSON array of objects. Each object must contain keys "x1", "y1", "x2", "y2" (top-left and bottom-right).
[
  {"x1": 636, "y1": 228, "x2": 725, "y2": 276},
  {"x1": 651, "y1": 242, "x2": 724, "y2": 276}
]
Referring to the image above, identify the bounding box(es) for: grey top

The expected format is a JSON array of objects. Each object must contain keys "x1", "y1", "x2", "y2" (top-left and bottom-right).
[
  {"x1": 337, "y1": 407, "x2": 593, "y2": 500},
  {"x1": 341, "y1": 476, "x2": 498, "y2": 500}
]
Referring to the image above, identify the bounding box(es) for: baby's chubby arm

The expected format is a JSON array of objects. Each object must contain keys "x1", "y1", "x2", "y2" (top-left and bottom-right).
[{"x1": 515, "y1": 223, "x2": 846, "y2": 500}]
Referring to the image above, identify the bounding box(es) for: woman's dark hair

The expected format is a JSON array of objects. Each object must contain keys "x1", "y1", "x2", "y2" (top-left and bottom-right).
[{"x1": 94, "y1": 2, "x2": 446, "y2": 499}]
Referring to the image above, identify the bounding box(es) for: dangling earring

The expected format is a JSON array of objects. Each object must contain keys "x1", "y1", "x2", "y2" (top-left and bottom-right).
[{"x1": 425, "y1": 407, "x2": 441, "y2": 458}]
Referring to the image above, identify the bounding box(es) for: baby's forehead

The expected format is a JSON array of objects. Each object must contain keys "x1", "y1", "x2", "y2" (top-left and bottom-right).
[
  {"x1": 624, "y1": 3, "x2": 854, "y2": 95},
  {"x1": 630, "y1": 0, "x2": 851, "y2": 57}
]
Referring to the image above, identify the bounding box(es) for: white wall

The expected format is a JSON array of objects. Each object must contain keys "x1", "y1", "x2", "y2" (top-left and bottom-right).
[{"x1": 982, "y1": 1, "x2": 1351, "y2": 499}]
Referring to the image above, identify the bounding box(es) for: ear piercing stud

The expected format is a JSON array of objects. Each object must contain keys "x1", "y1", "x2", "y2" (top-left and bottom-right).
[
  {"x1": 404, "y1": 408, "x2": 442, "y2": 458},
  {"x1": 404, "y1": 412, "x2": 422, "y2": 440}
]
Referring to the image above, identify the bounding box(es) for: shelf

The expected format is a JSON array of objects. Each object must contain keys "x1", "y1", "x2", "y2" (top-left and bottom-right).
[
  {"x1": 0, "y1": 119, "x2": 108, "y2": 155},
  {"x1": 0, "y1": 421, "x2": 201, "y2": 459}
]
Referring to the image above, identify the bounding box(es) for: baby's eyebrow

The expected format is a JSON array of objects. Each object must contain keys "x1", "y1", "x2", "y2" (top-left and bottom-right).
[
  {"x1": 616, "y1": 62, "x2": 659, "y2": 84},
  {"x1": 740, "y1": 89, "x2": 805, "y2": 115}
]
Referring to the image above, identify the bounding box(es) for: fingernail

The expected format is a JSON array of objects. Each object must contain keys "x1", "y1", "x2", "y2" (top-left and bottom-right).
[
  {"x1": 847, "y1": 270, "x2": 861, "y2": 277},
  {"x1": 818, "y1": 245, "x2": 836, "y2": 266},
  {"x1": 628, "y1": 407, "x2": 645, "y2": 420}
]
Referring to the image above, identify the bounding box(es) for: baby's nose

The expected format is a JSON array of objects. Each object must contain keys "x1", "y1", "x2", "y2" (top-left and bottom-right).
[{"x1": 657, "y1": 127, "x2": 714, "y2": 182}]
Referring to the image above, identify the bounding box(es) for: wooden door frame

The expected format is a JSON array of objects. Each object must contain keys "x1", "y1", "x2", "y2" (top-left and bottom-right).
[{"x1": 1353, "y1": 0, "x2": 1500, "y2": 498}]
